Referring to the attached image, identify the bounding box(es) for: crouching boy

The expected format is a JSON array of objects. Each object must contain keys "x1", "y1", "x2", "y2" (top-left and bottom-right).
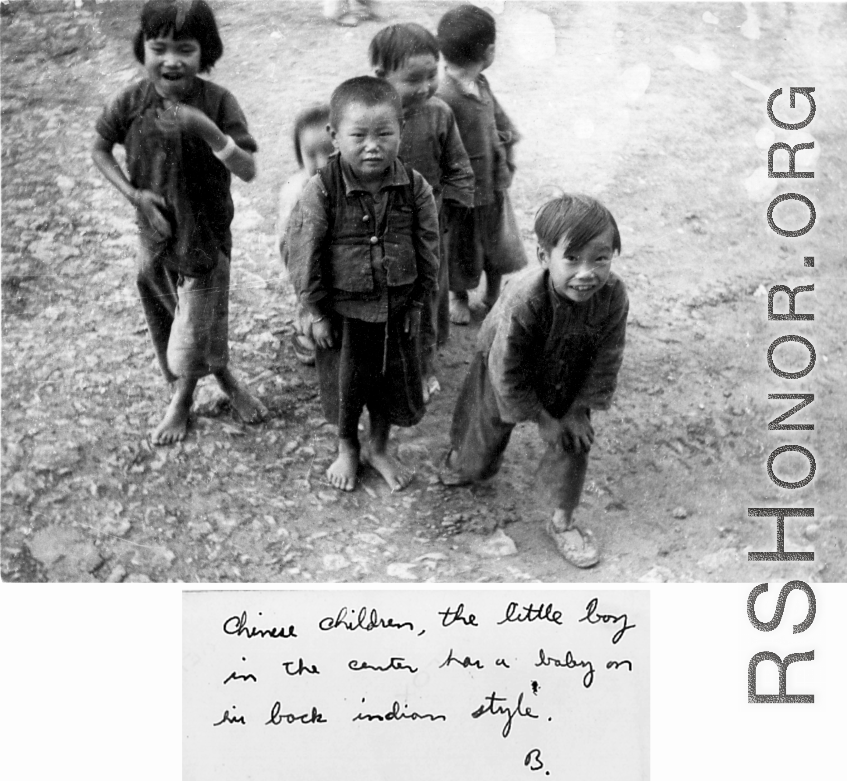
[{"x1": 440, "y1": 194, "x2": 628, "y2": 568}]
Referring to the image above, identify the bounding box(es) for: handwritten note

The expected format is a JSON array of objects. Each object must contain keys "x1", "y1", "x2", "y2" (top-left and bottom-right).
[{"x1": 184, "y1": 590, "x2": 649, "y2": 781}]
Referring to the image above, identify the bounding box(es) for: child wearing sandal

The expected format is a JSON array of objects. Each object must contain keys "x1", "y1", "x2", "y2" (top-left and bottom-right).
[
  {"x1": 277, "y1": 104, "x2": 335, "y2": 366},
  {"x1": 435, "y1": 3, "x2": 528, "y2": 325},
  {"x1": 92, "y1": 0, "x2": 266, "y2": 445},
  {"x1": 287, "y1": 77, "x2": 440, "y2": 492},
  {"x1": 440, "y1": 194, "x2": 628, "y2": 568},
  {"x1": 369, "y1": 22, "x2": 475, "y2": 402}
]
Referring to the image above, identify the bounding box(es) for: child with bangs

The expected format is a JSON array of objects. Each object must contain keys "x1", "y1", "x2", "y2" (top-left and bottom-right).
[
  {"x1": 440, "y1": 194, "x2": 629, "y2": 570},
  {"x1": 277, "y1": 104, "x2": 335, "y2": 365},
  {"x1": 92, "y1": 0, "x2": 265, "y2": 445},
  {"x1": 370, "y1": 22, "x2": 475, "y2": 401}
]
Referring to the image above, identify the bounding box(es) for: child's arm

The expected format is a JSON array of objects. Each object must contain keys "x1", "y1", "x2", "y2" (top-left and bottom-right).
[
  {"x1": 91, "y1": 135, "x2": 172, "y2": 237},
  {"x1": 491, "y1": 91, "x2": 521, "y2": 176},
  {"x1": 487, "y1": 304, "x2": 546, "y2": 425},
  {"x1": 407, "y1": 173, "x2": 440, "y2": 336},
  {"x1": 554, "y1": 283, "x2": 629, "y2": 453},
  {"x1": 569, "y1": 279, "x2": 630, "y2": 412},
  {"x1": 439, "y1": 111, "x2": 475, "y2": 208},
  {"x1": 167, "y1": 104, "x2": 256, "y2": 182},
  {"x1": 287, "y1": 177, "x2": 333, "y2": 347}
]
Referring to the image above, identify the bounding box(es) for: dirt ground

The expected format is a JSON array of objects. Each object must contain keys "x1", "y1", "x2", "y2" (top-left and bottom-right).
[{"x1": 2, "y1": 0, "x2": 845, "y2": 584}]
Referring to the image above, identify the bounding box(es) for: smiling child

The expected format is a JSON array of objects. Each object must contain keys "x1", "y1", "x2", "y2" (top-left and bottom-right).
[
  {"x1": 440, "y1": 194, "x2": 629, "y2": 569},
  {"x1": 92, "y1": 0, "x2": 266, "y2": 445}
]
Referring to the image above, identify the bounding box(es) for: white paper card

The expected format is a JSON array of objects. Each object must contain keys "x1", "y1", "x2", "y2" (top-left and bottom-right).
[{"x1": 184, "y1": 589, "x2": 649, "y2": 781}]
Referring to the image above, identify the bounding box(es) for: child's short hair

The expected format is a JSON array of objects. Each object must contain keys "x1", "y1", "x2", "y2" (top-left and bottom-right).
[
  {"x1": 292, "y1": 104, "x2": 331, "y2": 169},
  {"x1": 329, "y1": 76, "x2": 403, "y2": 128},
  {"x1": 535, "y1": 194, "x2": 622, "y2": 256},
  {"x1": 369, "y1": 23, "x2": 439, "y2": 74},
  {"x1": 437, "y1": 4, "x2": 496, "y2": 67},
  {"x1": 133, "y1": 0, "x2": 223, "y2": 73}
]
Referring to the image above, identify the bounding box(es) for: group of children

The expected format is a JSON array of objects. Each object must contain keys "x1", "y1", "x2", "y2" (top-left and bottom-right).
[{"x1": 93, "y1": 0, "x2": 629, "y2": 569}]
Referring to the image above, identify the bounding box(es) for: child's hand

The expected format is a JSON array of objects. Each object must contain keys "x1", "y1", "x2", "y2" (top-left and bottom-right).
[
  {"x1": 135, "y1": 189, "x2": 172, "y2": 238},
  {"x1": 404, "y1": 306, "x2": 422, "y2": 338},
  {"x1": 165, "y1": 103, "x2": 218, "y2": 142},
  {"x1": 559, "y1": 407, "x2": 594, "y2": 454},
  {"x1": 537, "y1": 408, "x2": 564, "y2": 448},
  {"x1": 311, "y1": 317, "x2": 333, "y2": 350}
]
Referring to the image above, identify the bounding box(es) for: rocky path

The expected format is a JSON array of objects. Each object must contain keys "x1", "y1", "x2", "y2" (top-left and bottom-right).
[{"x1": 2, "y1": 1, "x2": 845, "y2": 583}]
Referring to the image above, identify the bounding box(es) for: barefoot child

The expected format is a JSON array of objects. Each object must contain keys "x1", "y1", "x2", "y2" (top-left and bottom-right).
[
  {"x1": 92, "y1": 0, "x2": 266, "y2": 445},
  {"x1": 440, "y1": 194, "x2": 628, "y2": 568},
  {"x1": 435, "y1": 4, "x2": 528, "y2": 325},
  {"x1": 277, "y1": 104, "x2": 334, "y2": 366},
  {"x1": 369, "y1": 22, "x2": 475, "y2": 401},
  {"x1": 287, "y1": 77, "x2": 440, "y2": 492}
]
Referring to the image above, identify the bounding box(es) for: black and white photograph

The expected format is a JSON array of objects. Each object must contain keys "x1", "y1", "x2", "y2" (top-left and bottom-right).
[
  {"x1": 1, "y1": 1, "x2": 846, "y2": 779},
  {"x1": 2, "y1": 0, "x2": 844, "y2": 585}
]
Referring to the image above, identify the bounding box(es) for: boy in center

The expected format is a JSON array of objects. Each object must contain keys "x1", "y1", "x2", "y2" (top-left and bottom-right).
[{"x1": 288, "y1": 77, "x2": 440, "y2": 493}]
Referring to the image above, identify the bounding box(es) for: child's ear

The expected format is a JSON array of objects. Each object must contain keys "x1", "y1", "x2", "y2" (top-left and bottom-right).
[
  {"x1": 374, "y1": 67, "x2": 386, "y2": 78},
  {"x1": 327, "y1": 124, "x2": 339, "y2": 149},
  {"x1": 537, "y1": 245, "x2": 549, "y2": 266}
]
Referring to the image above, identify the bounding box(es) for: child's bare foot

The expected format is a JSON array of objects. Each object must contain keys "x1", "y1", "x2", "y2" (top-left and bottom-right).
[
  {"x1": 229, "y1": 385, "x2": 267, "y2": 424},
  {"x1": 363, "y1": 447, "x2": 414, "y2": 492},
  {"x1": 151, "y1": 379, "x2": 195, "y2": 445},
  {"x1": 215, "y1": 369, "x2": 267, "y2": 424},
  {"x1": 422, "y1": 374, "x2": 441, "y2": 404},
  {"x1": 327, "y1": 440, "x2": 359, "y2": 492},
  {"x1": 438, "y1": 448, "x2": 473, "y2": 486},
  {"x1": 450, "y1": 293, "x2": 471, "y2": 325},
  {"x1": 482, "y1": 275, "x2": 502, "y2": 311}
]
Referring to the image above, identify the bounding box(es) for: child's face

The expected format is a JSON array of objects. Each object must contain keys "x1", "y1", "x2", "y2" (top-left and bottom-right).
[
  {"x1": 380, "y1": 53, "x2": 439, "y2": 109},
  {"x1": 330, "y1": 101, "x2": 402, "y2": 182},
  {"x1": 144, "y1": 31, "x2": 201, "y2": 100},
  {"x1": 541, "y1": 225, "x2": 616, "y2": 304},
  {"x1": 299, "y1": 123, "x2": 334, "y2": 176},
  {"x1": 480, "y1": 43, "x2": 496, "y2": 71}
]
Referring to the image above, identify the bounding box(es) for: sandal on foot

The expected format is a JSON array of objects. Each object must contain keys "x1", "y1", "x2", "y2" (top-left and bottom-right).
[
  {"x1": 545, "y1": 521, "x2": 600, "y2": 568},
  {"x1": 438, "y1": 450, "x2": 473, "y2": 487},
  {"x1": 290, "y1": 333, "x2": 316, "y2": 366}
]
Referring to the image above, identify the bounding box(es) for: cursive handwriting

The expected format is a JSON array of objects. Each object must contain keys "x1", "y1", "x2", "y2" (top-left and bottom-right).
[
  {"x1": 470, "y1": 691, "x2": 537, "y2": 738},
  {"x1": 212, "y1": 707, "x2": 245, "y2": 726},
  {"x1": 439, "y1": 647, "x2": 484, "y2": 669},
  {"x1": 535, "y1": 648, "x2": 595, "y2": 688},
  {"x1": 349, "y1": 656, "x2": 419, "y2": 673},
  {"x1": 497, "y1": 602, "x2": 562, "y2": 626},
  {"x1": 318, "y1": 607, "x2": 415, "y2": 633},
  {"x1": 265, "y1": 702, "x2": 326, "y2": 725},
  {"x1": 578, "y1": 598, "x2": 636, "y2": 644},
  {"x1": 223, "y1": 611, "x2": 297, "y2": 640},
  {"x1": 437, "y1": 602, "x2": 478, "y2": 627},
  {"x1": 282, "y1": 658, "x2": 320, "y2": 676},
  {"x1": 223, "y1": 671, "x2": 257, "y2": 684},
  {"x1": 352, "y1": 699, "x2": 447, "y2": 722}
]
